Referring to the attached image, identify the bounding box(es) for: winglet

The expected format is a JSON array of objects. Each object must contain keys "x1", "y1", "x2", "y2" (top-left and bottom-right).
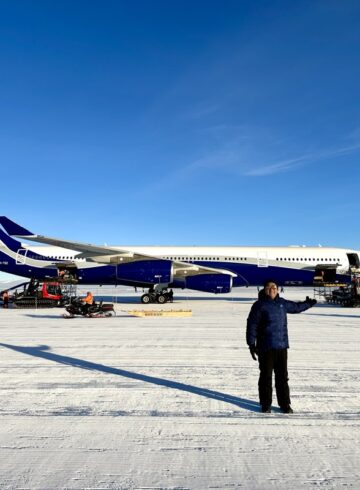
[{"x1": 0, "y1": 217, "x2": 35, "y2": 237}]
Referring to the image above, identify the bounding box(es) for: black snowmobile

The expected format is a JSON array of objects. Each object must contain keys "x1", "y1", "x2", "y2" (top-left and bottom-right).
[{"x1": 63, "y1": 297, "x2": 116, "y2": 318}]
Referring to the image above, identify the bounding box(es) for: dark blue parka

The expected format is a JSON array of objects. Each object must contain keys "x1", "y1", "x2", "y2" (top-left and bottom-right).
[{"x1": 246, "y1": 292, "x2": 312, "y2": 352}]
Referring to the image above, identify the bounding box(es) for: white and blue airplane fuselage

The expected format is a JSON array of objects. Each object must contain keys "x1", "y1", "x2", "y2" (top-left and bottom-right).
[{"x1": 0, "y1": 217, "x2": 359, "y2": 297}]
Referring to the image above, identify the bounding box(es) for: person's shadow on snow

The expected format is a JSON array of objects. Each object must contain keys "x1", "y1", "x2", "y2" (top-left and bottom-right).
[{"x1": 0, "y1": 342, "x2": 260, "y2": 413}]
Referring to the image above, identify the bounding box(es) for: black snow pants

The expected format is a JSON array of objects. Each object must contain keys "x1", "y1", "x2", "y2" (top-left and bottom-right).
[{"x1": 258, "y1": 348, "x2": 290, "y2": 409}]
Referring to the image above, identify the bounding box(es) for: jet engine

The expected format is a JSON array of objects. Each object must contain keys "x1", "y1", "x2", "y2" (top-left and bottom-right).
[
  {"x1": 185, "y1": 273, "x2": 233, "y2": 294},
  {"x1": 116, "y1": 259, "x2": 172, "y2": 284}
]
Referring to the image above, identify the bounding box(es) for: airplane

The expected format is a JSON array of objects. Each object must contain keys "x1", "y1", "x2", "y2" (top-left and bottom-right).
[{"x1": 0, "y1": 216, "x2": 359, "y2": 303}]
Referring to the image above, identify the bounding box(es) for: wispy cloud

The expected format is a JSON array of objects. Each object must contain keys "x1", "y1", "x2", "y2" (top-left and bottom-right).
[
  {"x1": 184, "y1": 135, "x2": 360, "y2": 178},
  {"x1": 183, "y1": 103, "x2": 221, "y2": 120},
  {"x1": 245, "y1": 156, "x2": 307, "y2": 176},
  {"x1": 133, "y1": 124, "x2": 360, "y2": 200},
  {"x1": 245, "y1": 143, "x2": 360, "y2": 177}
]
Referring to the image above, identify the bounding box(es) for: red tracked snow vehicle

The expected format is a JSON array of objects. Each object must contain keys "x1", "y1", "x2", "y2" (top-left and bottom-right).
[{"x1": 12, "y1": 279, "x2": 66, "y2": 308}]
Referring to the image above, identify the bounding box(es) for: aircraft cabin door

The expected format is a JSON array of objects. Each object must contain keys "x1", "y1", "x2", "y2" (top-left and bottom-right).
[
  {"x1": 257, "y1": 251, "x2": 269, "y2": 267},
  {"x1": 16, "y1": 248, "x2": 28, "y2": 265},
  {"x1": 314, "y1": 266, "x2": 336, "y2": 283},
  {"x1": 347, "y1": 253, "x2": 360, "y2": 271}
]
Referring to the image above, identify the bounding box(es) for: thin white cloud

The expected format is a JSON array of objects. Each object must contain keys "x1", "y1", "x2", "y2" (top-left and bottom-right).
[
  {"x1": 183, "y1": 103, "x2": 221, "y2": 120},
  {"x1": 245, "y1": 143, "x2": 360, "y2": 177},
  {"x1": 137, "y1": 141, "x2": 360, "y2": 197},
  {"x1": 133, "y1": 128, "x2": 360, "y2": 200},
  {"x1": 245, "y1": 157, "x2": 307, "y2": 176}
]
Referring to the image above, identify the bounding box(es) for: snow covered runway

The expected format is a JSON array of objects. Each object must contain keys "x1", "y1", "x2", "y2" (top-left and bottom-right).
[{"x1": 0, "y1": 288, "x2": 359, "y2": 489}]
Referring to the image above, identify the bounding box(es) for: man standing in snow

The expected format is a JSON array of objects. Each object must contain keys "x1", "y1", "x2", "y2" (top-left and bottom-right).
[{"x1": 246, "y1": 280, "x2": 317, "y2": 414}]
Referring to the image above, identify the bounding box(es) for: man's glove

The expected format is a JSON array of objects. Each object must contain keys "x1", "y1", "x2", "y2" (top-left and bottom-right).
[
  {"x1": 249, "y1": 345, "x2": 258, "y2": 361},
  {"x1": 305, "y1": 296, "x2": 317, "y2": 306}
]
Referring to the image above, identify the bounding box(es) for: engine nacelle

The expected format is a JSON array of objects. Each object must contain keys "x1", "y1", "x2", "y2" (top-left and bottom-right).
[
  {"x1": 117, "y1": 260, "x2": 172, "y2": 284},
  {"x1": 185, "y1": 274, "x2": 233, "y2": 294}
]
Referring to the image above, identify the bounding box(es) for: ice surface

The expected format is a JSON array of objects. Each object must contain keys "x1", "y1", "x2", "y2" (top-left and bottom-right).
[{"x1": 0, "y1": 287, "x2": 359, "y2": 489}]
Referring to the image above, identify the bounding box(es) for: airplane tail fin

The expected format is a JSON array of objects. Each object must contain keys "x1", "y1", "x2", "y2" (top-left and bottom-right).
[
  {"x1": 0, "y1": 216, "x2": 34, "y2": 237},
  {"x1": 0, "y1": 228, "x2": 23, "y2": 253},
  {"x1": 0, "y1": 229, "x2": 23, "y2": 252}
]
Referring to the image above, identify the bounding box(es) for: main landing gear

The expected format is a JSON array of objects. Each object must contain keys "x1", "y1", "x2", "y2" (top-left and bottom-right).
[{"x1": 141, "y1": 287, "x2": 174, "y2": 304}]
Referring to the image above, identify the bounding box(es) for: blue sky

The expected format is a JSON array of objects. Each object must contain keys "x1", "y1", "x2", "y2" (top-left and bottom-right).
[{"x1": 1, "y1": 0, "x2": 360, "y2": 250}]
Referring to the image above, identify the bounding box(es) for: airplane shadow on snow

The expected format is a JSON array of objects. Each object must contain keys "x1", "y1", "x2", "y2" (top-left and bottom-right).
[{"x1": 0, "y1": 342, "x2": 260, "y2": 413}]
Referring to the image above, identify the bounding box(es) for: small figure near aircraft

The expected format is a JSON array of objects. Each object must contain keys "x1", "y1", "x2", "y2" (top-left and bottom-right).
[{"x1": 63, "y1": 296, "x2": 116, "y2": 318}]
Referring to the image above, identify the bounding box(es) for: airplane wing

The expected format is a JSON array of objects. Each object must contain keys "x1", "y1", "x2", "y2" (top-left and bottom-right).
[{"x1": 0, "y1": 216, "x2": 237, "y2": 279}]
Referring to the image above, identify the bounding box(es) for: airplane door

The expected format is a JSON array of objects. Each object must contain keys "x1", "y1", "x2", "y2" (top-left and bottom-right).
[
  {"x1": 257, "y1": 251, "x2": 269, "y2": 267},
  {"x1": 314, "y1": 267, "x2": 336, "y2": 283},
  {"x1": 347, "y1": 253, "x2": 360, "y2": 270},
  {"x1": 15, "y1": 248, "x2": 28, "y2": 264}
]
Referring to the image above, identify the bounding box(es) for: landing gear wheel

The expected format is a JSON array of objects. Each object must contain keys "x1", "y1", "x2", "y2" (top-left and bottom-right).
[
  {"x1": 141, "y1": 294, "x2": 151, "y2": 304},
  {"x1": 157, "y1": 294, "x2": 167, "y2": 304}
]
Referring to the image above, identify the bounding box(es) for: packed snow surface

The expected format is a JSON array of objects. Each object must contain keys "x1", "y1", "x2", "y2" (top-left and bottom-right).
[{"x1": 0, "y1": 286, "x2": 359, "y2": 489}]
